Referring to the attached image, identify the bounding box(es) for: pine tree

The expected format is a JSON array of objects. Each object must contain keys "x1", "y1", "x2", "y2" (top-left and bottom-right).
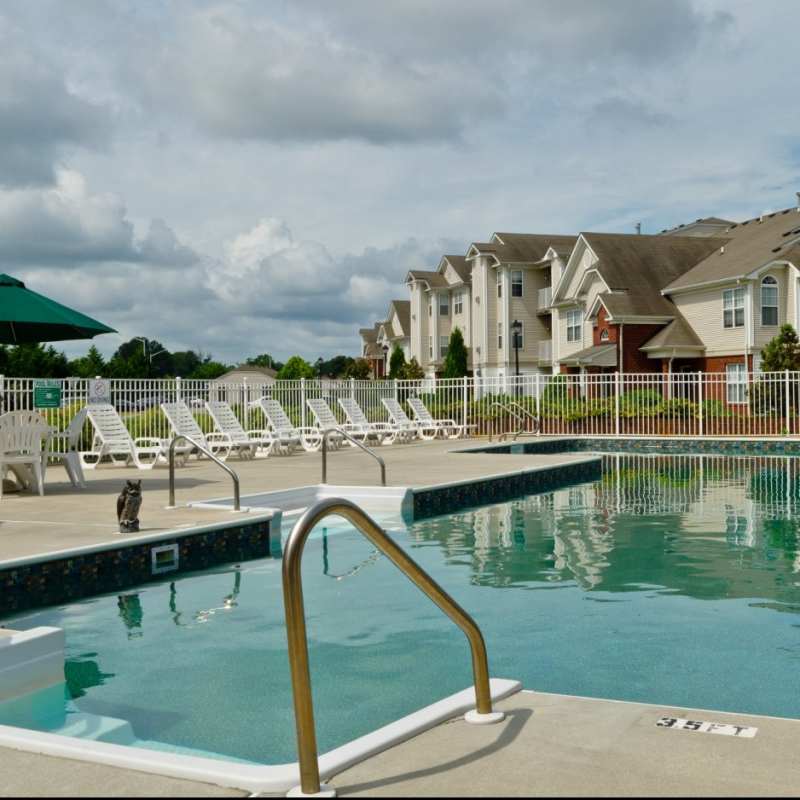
[
  {"x1": 388, "y1": 345, "x2": 406, "y2": 379},
  {"x1": 442, "y1": 327, "x2": 468, "y2": 378},
  {"x1": 760, "y1": 324, "x2": 800, "y2": 371}
]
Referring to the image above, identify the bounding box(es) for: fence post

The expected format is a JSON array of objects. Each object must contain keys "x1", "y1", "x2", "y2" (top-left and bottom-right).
[
  {"x1": 614, "y1": 371, "x2": 620, "y2": 436},
  {"x1": 462, "y1": 375, "x2": 468, "y2": 432},
  {"x1": 242, "y1": 376, "x2": 249, "y2": 427},
  {"x1": 786, "y1": 369, "x2": 791, "y2": 435},
  {"x1": 301, "y1": 377, "x2": 307, "y2": 428},
  {"x1": 350, "y1": 377, "x2": 355, "y2": 401},
  {"x1": 176, "y1": 375, "x2": 182, "y2": 401},
  {"x1": 535, "y1": 373, "x2": 541, "y2": 434},
  {"x1": 698, "y1": 372, "x2": 704, "y2": 437}
]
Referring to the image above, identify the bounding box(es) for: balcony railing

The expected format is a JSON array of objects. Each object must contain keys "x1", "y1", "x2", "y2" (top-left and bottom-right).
[
  {"x1": 538, "y1": 340, "x2": 552, "y2": 363},
  {"x1": 537, "y1": 286, "x2": 552, "y2": 312}
]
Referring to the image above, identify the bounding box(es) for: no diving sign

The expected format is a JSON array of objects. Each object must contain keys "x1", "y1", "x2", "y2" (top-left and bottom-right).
[{"x1": 656, "y1": 716, "x2": 757, "y2": 738}]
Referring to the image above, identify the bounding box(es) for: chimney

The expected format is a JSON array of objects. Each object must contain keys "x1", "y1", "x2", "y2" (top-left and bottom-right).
[{"x1": 635, "y1": 222, "x2": 642, "y2": 235}]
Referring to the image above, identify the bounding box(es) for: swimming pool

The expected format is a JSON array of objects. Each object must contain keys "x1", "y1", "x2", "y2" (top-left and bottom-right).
[{"x1": 3, "y1": 452, "x2": 800, "y2": 765}]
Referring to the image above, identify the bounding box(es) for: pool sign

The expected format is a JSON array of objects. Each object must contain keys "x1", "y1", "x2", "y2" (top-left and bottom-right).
[
  {"x1": 33, "y1": 379, "x2": 62, "y2": 409},
  {"x1": 656, "y1": 716, "x2": 757, "y2": 738},
  {"x1": 88, "y1": 378, "x2": 111, "y2": 405}
]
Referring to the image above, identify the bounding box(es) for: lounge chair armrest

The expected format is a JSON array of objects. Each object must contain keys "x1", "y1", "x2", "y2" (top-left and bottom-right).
[
  {"x1": 205, "y1": 432, "x2": 232, "y2": 443},
  {"x1": 246, "y1": 428, "x2": 272, "y2": 439}
]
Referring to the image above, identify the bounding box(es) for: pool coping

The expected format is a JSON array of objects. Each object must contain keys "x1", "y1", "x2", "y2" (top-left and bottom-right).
[{"x1": 0, "y1": 678, "x2": 522, "y2": 794}]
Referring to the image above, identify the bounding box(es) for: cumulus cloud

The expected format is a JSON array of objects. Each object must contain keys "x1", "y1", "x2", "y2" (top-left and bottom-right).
[{"x1": 0, "y1": 15, "x2": 111, "y2": 187}]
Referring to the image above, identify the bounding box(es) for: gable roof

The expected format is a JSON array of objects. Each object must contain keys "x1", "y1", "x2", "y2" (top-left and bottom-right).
[
  {"x1": 407, "y1": 269, "x2": 448, "y2": 288},
  {"x1": 659, "y1": 216, "x2": 735, "y2": 236},
  {"x1": 471, "y1": 234, "x2": 578, "y2": 264},
  {"x1": 441, "y1": 255, "x2": 471, "y2": 283},
  {"x1": 640, "y1": 313, "x2": 705, "y2": 351},
  {"x1": 387, "y1": 299, "x2": 410, "y2": 334},
  {"x1": 664, "y1": 208, "x2": 800, "y2": 292},
  {"x1": 359, "y1": 323, "x2": 379, "y2": 342}
]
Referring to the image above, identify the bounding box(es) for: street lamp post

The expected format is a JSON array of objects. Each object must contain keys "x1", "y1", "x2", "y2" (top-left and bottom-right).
[
  {"x1": 382, "y1": 344, "x2": 390, "y2": 378},
  {"x1": 511, "y1": 320, "x2": 522, "y2": 396}
]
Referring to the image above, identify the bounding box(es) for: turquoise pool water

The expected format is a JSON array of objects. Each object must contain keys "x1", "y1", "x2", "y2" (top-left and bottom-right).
[{"x1": 3, "y1": 453, "x2": 800, "y2": 764}]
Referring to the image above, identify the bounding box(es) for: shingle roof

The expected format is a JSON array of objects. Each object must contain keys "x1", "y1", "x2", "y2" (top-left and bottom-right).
[
  {"x1": 664, "y1": 208, "x2": 800, "y2": 291},
  {"x1": 407, "y1": 270, "x2": 449, "y2": 288},
  {"x1": 388, "y1": 299, "x2": 410, "y2": 334},
  {"x1": 597, "y1": 290, "x2": 677, "y2": 319},
  {"x1": 559, "y1": 343, "x2": 617, "y2": 367},
  {"x1": 359, "y1": 324, "x2": 379, "y2": 342},
  {"x1": 472, "y1": 234, "x2": 578, "y2": 264},
  {"x1": 659, "y1": 216, "x2": 735, "y2": 235},
  {"x1": 442, "y1": 255, "x2": 471, "y2": 283},
  {"x1": 640, "y1": 313, "x2": 705, "y2": 351}
]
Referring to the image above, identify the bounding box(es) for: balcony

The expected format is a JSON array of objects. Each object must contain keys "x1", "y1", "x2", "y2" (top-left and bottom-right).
[
  {"x1": 537, "y1": 286, "x2": 552, "y2": 313},
  {"x1": 538, "y1": 340, "x2": 552, "y2": 364}
]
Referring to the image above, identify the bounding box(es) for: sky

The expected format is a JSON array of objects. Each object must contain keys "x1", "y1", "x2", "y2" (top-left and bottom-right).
[{"x1": 1, "y1": 0, "x2": 799, "y2": 363}]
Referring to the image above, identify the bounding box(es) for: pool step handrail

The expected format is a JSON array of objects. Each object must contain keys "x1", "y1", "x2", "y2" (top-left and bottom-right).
[
  {"x1": 283, "y1": 497, "x2": 498, "y2": 796},
  {"x1": 168, "y1": 434, "x2": 241, "y2": 511},
  {"x1": 321, "y1": 427, "x2": 387, "y2": 486},
  {"x1": 489, "y1": 401, "x2": 539, "y2": 441}
]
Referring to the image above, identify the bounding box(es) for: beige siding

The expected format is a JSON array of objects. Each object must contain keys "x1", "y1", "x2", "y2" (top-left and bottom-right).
[
  {"x1": 754, "y1": 268, "x2": 787, "y2": 349},
  {"x1": 673, "y1": 285, "x2": 747, "y2": 355},
  {"x1": 451, "y1": 287, "x2": 471, "y2": 347},
  {"x1": 563, "y1": 247, "x2": 598, "y2": 299},
  {"x1": 508, "y1": 267, "x2": 551, "y2": 366}
]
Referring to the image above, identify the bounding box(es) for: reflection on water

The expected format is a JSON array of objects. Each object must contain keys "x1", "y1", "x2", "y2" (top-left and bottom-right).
[{"x1": 410, "y1": 454, "x2": 800, "y2": 602}]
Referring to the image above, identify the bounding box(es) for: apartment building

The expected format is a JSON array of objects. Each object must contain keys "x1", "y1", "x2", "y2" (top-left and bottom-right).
[
  {"x1": 358, "y1": 299, "x2": 411, "y2": 377},
  {"x1": 358, "y1": 197, "x2": 800, "y2": 384}
]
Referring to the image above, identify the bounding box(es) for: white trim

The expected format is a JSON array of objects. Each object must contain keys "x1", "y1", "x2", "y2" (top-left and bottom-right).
[{"x1": 760, "y1": 275, "x2": 779, "y2": 326}]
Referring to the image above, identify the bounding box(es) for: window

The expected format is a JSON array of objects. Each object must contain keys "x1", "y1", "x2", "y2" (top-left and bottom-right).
[
  {"x1": 498, "y1": 322, "x2": 503, "y2": 350},
  {"x1": 566, "y1": 309, "x2": 582, "y2": 343},
  {"x1": 761, "y1": 276, "x2": 778, "y2": 325},
  {"x1": 454, "y1": 291, "x2": 464, "y2": 315},
  {"x1": 428, "y1": 336, "x2": 433, "y2": 359},
  {"x1": 440, "y1": 336, "x2": 449, "y2": 359},
  {"x1": 600, "y1": 328, "x2": 610, "y2": 342},
  {"x1": 439, "y1": 293, "x2": 449, "y2": 316},
  {"x1": 511, "y1": 270, "x2": 523, "y2": 297},
  {"x1": 497, "y1": 271, "x2": 502, "y2": 298},
  {"x1": 723, "y1": 287, "x2": 745, "y2": 328},
  {"x1": 726, "y1": 363, "x2": 747, "y2": 404}
]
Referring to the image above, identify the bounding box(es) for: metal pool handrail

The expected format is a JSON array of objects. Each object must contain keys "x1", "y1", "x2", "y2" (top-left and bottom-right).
[
  {"x1": 321, "y1": 427, "x2": 386, "y2": 486},
  {"x1": 489, "y1": 401, "x2": 539, "y2": 441},
  {"x1": 283, "y1": 497, "x2": 494, "y2": 795},
  {"x1": 168, "y1": 434, "x2": 241, "y2": 511}
]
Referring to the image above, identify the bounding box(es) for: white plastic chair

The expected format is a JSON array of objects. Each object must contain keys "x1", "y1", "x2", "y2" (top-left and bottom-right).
[
  {"x1": 205, "y1": 401, "x2": 273, "y2": 458},
  {"x1": 45, "y1": 407, "x2": 88, "y2": 487},
  {"x1": 406, "y1": 397, "x2": 466, "y2": 439},
  {"x1": 254, "y1": 398, "x2": 322, "y2": 453},
  {"x1": 305, "y1": 398, "x2": 354, "y2": 449},
  {"x1": 337, "y1": 397, "x2": 394, "y2": 445},
  {"x1": 81, "y1": 404, "x2": 168, "y2": 470},
  {"x1": 161, "y1": 401, "x2": 232, "y2": 461},
  {"x1": 0, "y1": 411, "x2": 51, "y2": 498}
]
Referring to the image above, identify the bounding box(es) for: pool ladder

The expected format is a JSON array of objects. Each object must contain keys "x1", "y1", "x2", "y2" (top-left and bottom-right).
[
  {"x1": 283, "y1": 497, "x2": 502, "y2": 796},
  {"x1": 320, "y1": 427, "x2": 387, "y2": 486},
  {"x1": 489, "y1": 401, "x2": 540, "y2": 441}
]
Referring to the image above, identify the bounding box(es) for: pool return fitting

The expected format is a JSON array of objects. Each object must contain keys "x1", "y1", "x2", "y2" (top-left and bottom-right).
[{"x1": 282, "y1": 497, "x2": 503, "y2": 797}]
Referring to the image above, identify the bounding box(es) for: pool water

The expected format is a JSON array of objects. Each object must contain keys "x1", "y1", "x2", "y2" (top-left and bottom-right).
[{"x1": 3, "y1": 453, "x2": 800, "y2": 764}]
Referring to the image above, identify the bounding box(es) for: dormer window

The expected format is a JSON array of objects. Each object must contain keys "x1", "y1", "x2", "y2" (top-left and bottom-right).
[{"x1": 761, "y1": 276, "x2": 778, "y2": 325}]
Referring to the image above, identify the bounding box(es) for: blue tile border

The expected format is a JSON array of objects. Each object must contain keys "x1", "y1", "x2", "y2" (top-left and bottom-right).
[
  {"x1": 0, "y1": 519, "x2": 272, "y2": 617},
  {"x1": 413, "y1": 459, "x2": 601, "y2": 519},
  {"x1": 466, "y1": 437, "x2": 800, "y2": 457}
]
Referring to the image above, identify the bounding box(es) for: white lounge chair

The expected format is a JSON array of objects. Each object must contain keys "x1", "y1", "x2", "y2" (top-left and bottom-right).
[
  {"x1": 305, "y1": 398, "x2": 350, "y2": 449},
  {"x1": 338, "y1": 397, "x2": 398, "y2": 445},
  {"x1": 0, "y1": 411, "x2": 51, "y2": 498},
  {"x1": 45, "y1": 406, "x2": 87, "y2": 487},
  {"x1": 407, "y1": 397, "x2": 468, "y2": 439},
  {"x1": 381, "y1": 398, "x2": 425, "y2": 441},
  {"x1": 81, "y1": 404, "x2": 172, "y2": 470},
  {"x1": 161, "y1": 401, "x2": 232, "y2": 461},
  {"x1": 253, "y1": 398, "x2": 322, "y2": 453},
  {"x1": 205, "y1": 401, "x2": 274, "y2": 459}
]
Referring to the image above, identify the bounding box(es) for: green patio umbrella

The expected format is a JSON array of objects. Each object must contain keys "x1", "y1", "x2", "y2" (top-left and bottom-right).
[{"x1": 0, "y1": 273, "x2": 116, "y2": 344}]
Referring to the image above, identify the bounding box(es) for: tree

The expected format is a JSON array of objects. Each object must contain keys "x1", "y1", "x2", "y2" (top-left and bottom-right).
[
  {"x1": 388, "y1": 345, "x2": 406, "y2": 379},
  {"x1": 277, "y1": 355, "x2": 316, "y2": 380},
  {"x1": 190, "y1": 360, "x2": 231, "y2": 379},
  {"x1": 401, "y1": 357, "x2": 425, "y2": 380},
  {"x1": 760, "y1": 324, "x2": 800, "y2": 372},
  {"x1": 4, "y1": 344, "x2": 69, "y2": 377},
  {"x1": 343, "y1": 357, "x2": 372, "y2": 380},
  {"x1": 68, "y1": 345, "x2": 106, "y2": 378},
  {"x1": 442, "y1": 327, "x2": 468, "y2": 378},
  {"x1": 316, "y1": 354, "x2": 354, "y2": 377},
  {"x1": 170, "y1": 350, "x2": 202, "y2": 377},
  {"x1": 246, "y1": 353, "x2": 282, "y2": 371}
]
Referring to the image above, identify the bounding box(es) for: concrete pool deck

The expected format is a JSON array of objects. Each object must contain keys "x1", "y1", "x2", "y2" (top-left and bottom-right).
[
  {"x1": 3, "y1": 691, "x2": 798, "y2": 797},
  {"x1": 0, "y1": 437, "x2": 595, "y2": 562}
]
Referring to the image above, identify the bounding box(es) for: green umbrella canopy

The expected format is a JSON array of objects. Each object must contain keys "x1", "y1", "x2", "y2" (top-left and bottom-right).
[{"x1": 0, "y1": 273, "x2": 116, "y2": 345}]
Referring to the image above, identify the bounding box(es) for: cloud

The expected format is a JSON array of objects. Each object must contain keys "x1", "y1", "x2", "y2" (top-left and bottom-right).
[{"x1": 0, "y1": 15, "x2": 111, "y2": 187}]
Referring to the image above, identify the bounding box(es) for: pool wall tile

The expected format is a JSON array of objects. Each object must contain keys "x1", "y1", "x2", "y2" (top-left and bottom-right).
[
  {"x1": 0, "y1": 519, "x2": 271, "y2": 617},
  {"x1": 413, "y1": 459, "x2": 601, "y2": 519}
]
